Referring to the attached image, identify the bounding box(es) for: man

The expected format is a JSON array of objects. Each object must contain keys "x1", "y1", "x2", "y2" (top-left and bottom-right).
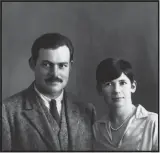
[
  {"x1": 2, "y1": 33, "x2": 96, "y2": 151},
  {"x1": 93, "y1": 58, "x2": 158, "y2": 151}
]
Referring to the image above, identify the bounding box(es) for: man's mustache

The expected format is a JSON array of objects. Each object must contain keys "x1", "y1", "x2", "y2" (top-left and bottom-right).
[{"x1": 45, "y1": 77, "x2": 63, "y2": 83}]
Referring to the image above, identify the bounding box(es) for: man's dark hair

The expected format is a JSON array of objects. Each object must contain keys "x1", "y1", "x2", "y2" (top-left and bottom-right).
[
  {"x1": 31, "y1": 33, "x2": 74, "y2": 62},
  {"x1": 96, "y1": 58, "x2": 135, "y2": 86}
]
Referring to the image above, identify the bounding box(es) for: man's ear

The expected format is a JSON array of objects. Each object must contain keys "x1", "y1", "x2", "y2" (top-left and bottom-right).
[
  {"x1": 69, "y1": 60, "x2": 73, "y2": 71},
  {"x1": 70, "y1": 60, "x2": 74, "y2": 65},
  {"x1": 29, "y1": 57, "x2": 36, "y2": 71},
  {"x1": 131, "y1": 80, "x2": 137, "y2": 93}
]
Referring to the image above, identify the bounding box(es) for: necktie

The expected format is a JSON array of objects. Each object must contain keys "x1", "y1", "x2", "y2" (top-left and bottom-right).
[{"x1": 50, "y1": 99, "x2": 60, "y2": 125}]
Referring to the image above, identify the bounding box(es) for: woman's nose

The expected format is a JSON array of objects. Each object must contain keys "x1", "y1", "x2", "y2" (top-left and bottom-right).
[{"x1": 113, "y1": 83, "x2": 121, "y2": 93}]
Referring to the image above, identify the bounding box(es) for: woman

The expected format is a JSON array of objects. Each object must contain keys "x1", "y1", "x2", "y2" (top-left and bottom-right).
[{"x1": 93, "y1": 58, "x2": 158, "y2": 151}]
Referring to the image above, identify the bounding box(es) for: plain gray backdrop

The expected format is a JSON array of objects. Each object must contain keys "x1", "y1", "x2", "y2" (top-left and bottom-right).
[{"x1": 2, "y1": 2, "x2": 158, "y2": 118}]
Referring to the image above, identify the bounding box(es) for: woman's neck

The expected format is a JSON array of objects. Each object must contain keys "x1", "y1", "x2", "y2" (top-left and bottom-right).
[{"x1": 109, "y1": 104, "x2": 135, "y2": 125}]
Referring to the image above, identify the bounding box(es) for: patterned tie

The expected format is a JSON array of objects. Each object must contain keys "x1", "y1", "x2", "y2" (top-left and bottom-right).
[{"x1": 50, "y1": 99, "x2": 60, "y2": 125}]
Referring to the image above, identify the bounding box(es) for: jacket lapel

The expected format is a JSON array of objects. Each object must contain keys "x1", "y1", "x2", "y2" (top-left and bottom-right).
[
  {"x1": 22, "y1": 83, "x2": 60, "y2": 150},
  {"x1": 64, "y1": 92, "x2": 81, "y2": 150}
]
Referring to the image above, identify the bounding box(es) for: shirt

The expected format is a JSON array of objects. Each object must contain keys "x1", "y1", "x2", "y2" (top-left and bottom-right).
[
  {"x1": 34, "y1": 84, "x2": 63, "y2": 115},
  {"x1": 93, "y1": 104, "x2": 158, "y2": 151}
]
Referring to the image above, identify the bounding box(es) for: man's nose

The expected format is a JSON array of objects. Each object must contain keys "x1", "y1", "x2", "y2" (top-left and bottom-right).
[{"x1": 50, "y1": 65, "x2": 58, "y2": 76}]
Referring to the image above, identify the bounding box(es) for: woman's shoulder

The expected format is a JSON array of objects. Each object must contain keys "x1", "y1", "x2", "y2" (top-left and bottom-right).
[
  {"x1": 136, "y1": 104, "x2": 158, "y2": 122},
  {"x1": 147, "y1": 111, "x2": 158, "y2": 123}
]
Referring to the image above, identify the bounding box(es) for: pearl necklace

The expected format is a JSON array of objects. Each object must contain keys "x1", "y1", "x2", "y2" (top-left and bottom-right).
[{"x1": 110, "y1": 109, "x2": 134, "y2": 131}]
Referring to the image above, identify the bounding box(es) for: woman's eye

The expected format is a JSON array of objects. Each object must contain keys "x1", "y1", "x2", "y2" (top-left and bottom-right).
[
  {"x1": 104, "y1": 82, "x2": 112, "y2": 87},
  {"x1": 120, "y1": 81, "x2": 127, "y2": 85}
]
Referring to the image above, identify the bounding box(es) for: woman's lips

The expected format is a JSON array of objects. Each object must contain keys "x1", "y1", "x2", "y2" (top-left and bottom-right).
[{"x1": 112, "y1": 97, "x2": 124, "y2": 100}]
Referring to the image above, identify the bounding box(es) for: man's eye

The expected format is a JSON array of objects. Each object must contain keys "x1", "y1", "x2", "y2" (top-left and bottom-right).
[
  {"x1": 59, "y1": 64, "x2": 68, "y2": 68},
  {"x1": 42, "y1": 62, "x2": 50, "y2": 67}
]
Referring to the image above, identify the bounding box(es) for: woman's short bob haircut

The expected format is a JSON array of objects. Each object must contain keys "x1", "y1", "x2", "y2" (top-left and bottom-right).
[{"x1": 96, "y1": 58, "x2": 135, "y2": 86}]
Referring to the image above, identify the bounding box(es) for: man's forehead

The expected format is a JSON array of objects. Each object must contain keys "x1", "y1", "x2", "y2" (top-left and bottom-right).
[
  {"x1": 38, "y1": 46, "x2": 70, "y2": 61},
  {"x1": 39, "y1": 46, "x2": 70, "y2": 54}
]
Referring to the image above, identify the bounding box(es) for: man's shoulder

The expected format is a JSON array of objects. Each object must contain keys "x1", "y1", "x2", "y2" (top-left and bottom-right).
[
  {"x1": 3, "y1": 89, "x2": 27, "y2": 108},
  {"x1": 3, "y1": 83, "x2": 34, "y2": 106},
  {"x1": 66, "y1": 91, "x2": 95, "y2": 109},
  {"x1": 3, "y1": 89, "x2": 25, "y2": 102},
  {"x1": 65, "y1": 91, "x2": 96, "y2": 119}
]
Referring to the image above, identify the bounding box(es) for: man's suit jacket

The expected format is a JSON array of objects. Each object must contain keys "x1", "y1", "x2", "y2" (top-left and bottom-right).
[{"x1": 2, "y1": 83, "x2": 96, "y2": 151}]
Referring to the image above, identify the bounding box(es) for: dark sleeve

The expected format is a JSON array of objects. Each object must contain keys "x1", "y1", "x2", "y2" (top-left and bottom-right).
[
  {"x1": 88, "y1": 103, "x2": 97, "y2": 125},
  {"x1": 87, "y1": 103, "x2": 97, "y2": 151},
  {"x1": 2, "y1": 103, "x2": 12, "y2": 151}
]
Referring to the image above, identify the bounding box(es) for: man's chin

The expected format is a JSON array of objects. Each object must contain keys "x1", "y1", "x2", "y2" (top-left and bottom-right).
[
  {"x1": 47, "y1": 85, "x2": 61, "y2": 91},
  {"x1": 45, "y1": 85, "x2": 63, "y2": 93},
  {"x1": 43, "y1": 82, "x2": 66, "y2": 94}
]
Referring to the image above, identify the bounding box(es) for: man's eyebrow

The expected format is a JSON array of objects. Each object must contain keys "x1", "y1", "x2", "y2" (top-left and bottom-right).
[
  {"x1": 42, "y1": 60, "x2": 69, "y2": 64},
  {"x1": 58, "y1": 62, "x2": 69, "y2": 64},
  {"x1": 42, "y1": 60, "x2": 51, "y2": 63},
  {"x1": 42, "y1": 60, "x2": 53, "y2": 65}
]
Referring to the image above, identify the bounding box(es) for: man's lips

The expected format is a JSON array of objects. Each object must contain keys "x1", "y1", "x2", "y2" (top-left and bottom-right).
[
  {"x1": 45, "y1": 80, "x2": 61, "y2": 84},
  {"x1": 45, "y1": 80, "x2": 62, "y2": 85}
]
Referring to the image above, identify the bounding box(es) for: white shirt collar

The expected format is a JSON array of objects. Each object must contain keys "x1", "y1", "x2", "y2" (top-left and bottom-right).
[
  {"x1": 34, "y1": 84, "x2": 63, "y2": 115},
  {"x1": 97, "y1": 104, "x2": 148, "y2": 124}
]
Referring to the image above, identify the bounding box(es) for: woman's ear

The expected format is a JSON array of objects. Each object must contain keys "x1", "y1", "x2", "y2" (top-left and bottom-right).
[
  {"x1": 29, "y1": 57, "x2": 36, "y2": 71},
  {"x1": 96, "y1": 84, "x2": 103, "y2": 96},
  {"x1": 131, "y1": 80, "x2": 137, "y2": 93}
]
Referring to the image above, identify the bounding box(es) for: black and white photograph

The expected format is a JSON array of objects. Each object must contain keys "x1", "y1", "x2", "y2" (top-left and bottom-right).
[{"x1": 2, "y1": 2, "x2": 159, "y2": 151}]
